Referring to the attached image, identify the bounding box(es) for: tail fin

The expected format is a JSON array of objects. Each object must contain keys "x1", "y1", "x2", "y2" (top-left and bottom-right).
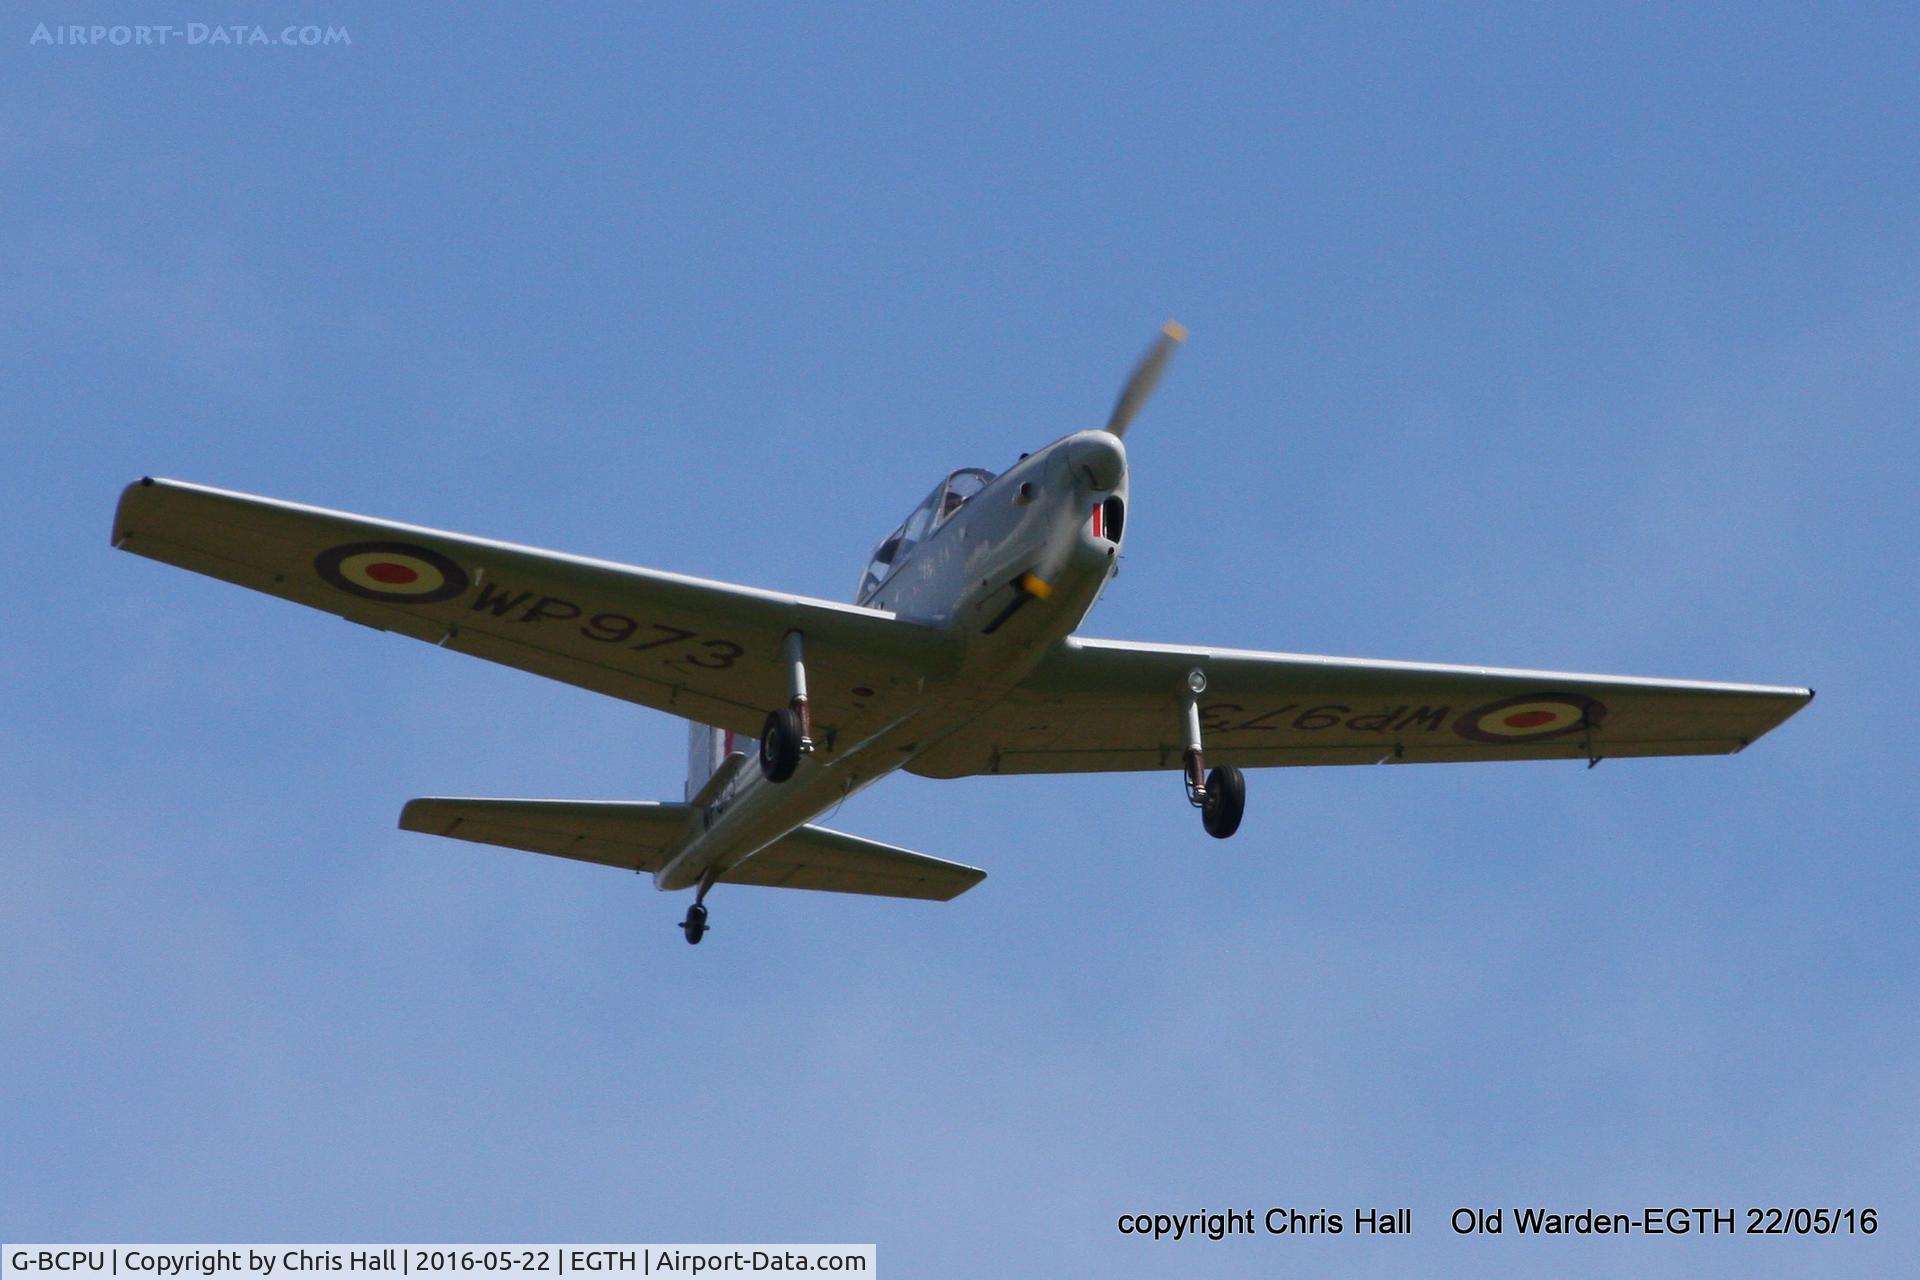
[{"x1": 686, "y1": 722, "x2": 743, "y2": 801}]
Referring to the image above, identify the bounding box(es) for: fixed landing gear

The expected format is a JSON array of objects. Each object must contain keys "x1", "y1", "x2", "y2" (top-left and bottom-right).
[
  {"x1": 760, "y1": 707, "x2": 803, "y2": 782},
  {"x1": 680, "y1": 902, "x2": 709, "y2": 945},
  {"x1": 1180, "y1": 667, "x2": 1246, "y2": 839},
  {"x1": 1201, "y1": 765, "x2": 1245, "y2": 839},
  {"x1": 680, "y1": 871, "x2": 718, "y2": 945},
  {"x1": 760, "y1": 629, "x2": 816, "y2": 783}
]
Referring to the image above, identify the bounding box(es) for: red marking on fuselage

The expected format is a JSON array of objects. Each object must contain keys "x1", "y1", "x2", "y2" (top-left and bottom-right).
[{"x1": 1091, "y1": 503, "x2": 1103, "y2": 539}]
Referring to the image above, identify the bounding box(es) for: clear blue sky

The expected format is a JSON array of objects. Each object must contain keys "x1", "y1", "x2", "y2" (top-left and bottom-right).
[{"x1": 5, "y1": 5, "x2": 1915, "y2": 1276}]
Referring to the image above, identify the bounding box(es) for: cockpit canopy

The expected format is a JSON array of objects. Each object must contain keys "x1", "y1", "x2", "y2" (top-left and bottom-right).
[{"x1": 857, "y1": 467, "x2": 995, "y2": 604}]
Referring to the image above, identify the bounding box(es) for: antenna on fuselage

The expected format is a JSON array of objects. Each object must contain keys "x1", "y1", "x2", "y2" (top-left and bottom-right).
[{"x1": 1103, "y1": 320, "x2": 1187, "y2": 439}]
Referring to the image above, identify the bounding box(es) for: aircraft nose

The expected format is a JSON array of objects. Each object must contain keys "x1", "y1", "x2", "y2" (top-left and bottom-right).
[{"x1": 1065, "y1": 431, "x2": 1127, "y2": 492}]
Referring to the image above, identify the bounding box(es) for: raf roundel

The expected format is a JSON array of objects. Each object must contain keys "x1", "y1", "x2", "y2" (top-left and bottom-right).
[
  {"x1": 1454, "y1": 692, "x2": 1607, "y2": 744},
  {"x1": 314, "y1": 541, "x2": 471, "y2": 604}
]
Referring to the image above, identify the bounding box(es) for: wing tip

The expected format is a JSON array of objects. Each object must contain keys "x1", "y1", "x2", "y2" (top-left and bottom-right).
[
  {"x1": 111, "y1": 477, "x2": 151, "y2": 547},
  {"x1": 938, "y1": 862, "x2": 990, "y2": 900},
  {"x1": 112, "y1": 476, "x2": 182, "y2": 545},
  {"x1": 397, "y1": 798, "x2": 444, "y2": 834}
]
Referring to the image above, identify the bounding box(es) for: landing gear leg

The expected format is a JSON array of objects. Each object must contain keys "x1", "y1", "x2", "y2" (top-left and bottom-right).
[
  {"x1": 1180, "y1": 668, "x2": 1246, "y2": 839},
  {"x1": 760, "y1": 630, "x2": 815, "y2": 783},
  {"x1": 680, "y1": 870, "x2": 717, "y2": 945}
]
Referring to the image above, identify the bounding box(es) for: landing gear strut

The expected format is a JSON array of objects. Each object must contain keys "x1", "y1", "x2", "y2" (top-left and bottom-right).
[
  {"x1": 760, "y1": 629, "x2": 815, "y2": 783},
  {"x1": 679, "y1": 870, "x2": 717, "y2": 945},
  {"x1": 1180, "y1": 667, "x2": 1246, "y2": 839}
]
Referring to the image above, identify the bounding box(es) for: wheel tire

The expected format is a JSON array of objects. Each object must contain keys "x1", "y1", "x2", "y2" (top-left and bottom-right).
[
  {"x1": 760, "y1": 707, "x2": 802, "y2": 782},
  {"x1": 682, "y1": 903, "x2": 709, "y2": 945},
  {"x1": 1202, "y1": 765, "x2": 1245, "y2": 839}
]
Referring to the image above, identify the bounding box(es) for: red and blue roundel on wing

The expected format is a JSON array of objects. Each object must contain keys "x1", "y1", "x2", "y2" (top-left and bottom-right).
[
  {"x1": 1454, "y1": 692, "x2": 1607, "y2": 743},
  {"x1": 314, "y1": 541, "x2": 470, "y2": 604}
]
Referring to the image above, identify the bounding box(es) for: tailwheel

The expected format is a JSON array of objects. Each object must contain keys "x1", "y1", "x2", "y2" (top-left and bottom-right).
[
  {"x1": 1201, "y1": 765, "x2": 1245, "y2": 839},
  {"x1": 760, "y1": 707, "x2": 803, "y2": 782},
  {"x1": 680, "y1": 902, "x2": 710, "y2": 945}
]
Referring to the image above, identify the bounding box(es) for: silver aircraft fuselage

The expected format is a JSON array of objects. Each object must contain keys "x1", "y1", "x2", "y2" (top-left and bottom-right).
[{"x1": 654, "y1": 429, "x2": 1128, "y2": 891}]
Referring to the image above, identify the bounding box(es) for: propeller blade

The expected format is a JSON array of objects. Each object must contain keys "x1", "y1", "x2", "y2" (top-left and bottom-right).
[{"x1": 1103, "y1": 320, "x2": 1187, "y2": 438}]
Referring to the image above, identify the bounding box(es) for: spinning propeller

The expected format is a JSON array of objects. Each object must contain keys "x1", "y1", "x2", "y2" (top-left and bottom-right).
[
  {"x1": 1017, "y1": 321, "x2": 1187, "y2": 605},
  {"x1": 1103, "y1": 320, "x2": 1187, "y2": 439}
]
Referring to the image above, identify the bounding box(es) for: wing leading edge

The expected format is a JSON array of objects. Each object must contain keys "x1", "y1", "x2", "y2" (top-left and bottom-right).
[
  {"x1": 113, "y1": 478, "x2": 958, "y2": 742},
  {"x1": 908, "y1": 636, "x2": 1812, "y2": 777}
]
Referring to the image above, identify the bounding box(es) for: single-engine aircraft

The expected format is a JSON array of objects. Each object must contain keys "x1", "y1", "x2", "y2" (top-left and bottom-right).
[{"x1": 113, "y1": 324, "x2": 1812, "y2": 944}]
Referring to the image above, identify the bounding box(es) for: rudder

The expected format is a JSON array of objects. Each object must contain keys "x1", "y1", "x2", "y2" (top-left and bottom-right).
[{"x1": 686, "y1": 722, "x2": 743, "y2": 800}]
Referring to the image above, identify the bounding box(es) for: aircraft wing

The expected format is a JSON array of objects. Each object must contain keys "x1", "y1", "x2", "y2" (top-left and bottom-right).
[
  {"x1": 908, "y1": 636, "x2": 1813, "y2": 777},
  {"x1": 113, "y1": 478, "x2": 958, "y2": 742},
  {"x1": 399, "y1": 798, "x2": 986, "y2": 900}
]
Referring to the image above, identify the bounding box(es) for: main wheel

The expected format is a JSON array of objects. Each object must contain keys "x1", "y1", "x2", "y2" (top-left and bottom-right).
[
  {"x1": 760, "y1": 707, "x2": 802, "y2": 782},
  {"x1": 1201, "y1": 765, "x2": 1245, "y2": 839},
  {"x1": 681, "y1": 902, "x2": 709, "y2": 945}
]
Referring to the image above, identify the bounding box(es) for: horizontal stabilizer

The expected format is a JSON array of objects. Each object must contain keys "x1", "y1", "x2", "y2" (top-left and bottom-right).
[
  {"x1": 719, "y1": 823, "x2": 987, "y2": 901},
  {"x1": 400, "y1": 798, "x2": 691, "y2": 872},
  {"x1": 399, "y1": 798, "x2": 986, "y2": 901}
]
